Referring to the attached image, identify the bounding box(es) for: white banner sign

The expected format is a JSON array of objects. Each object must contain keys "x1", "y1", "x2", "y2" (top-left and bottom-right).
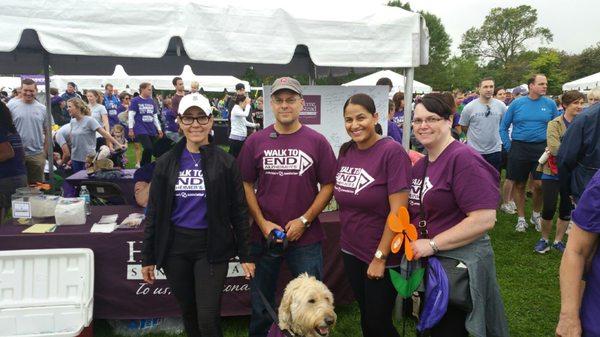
[{"x1": 263, "y1": 85, "x2": 389, "y2": 156}]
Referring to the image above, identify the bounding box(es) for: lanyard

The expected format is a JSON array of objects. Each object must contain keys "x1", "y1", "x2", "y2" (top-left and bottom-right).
[{"x1": 418, "y1": 157, "x2": 429, "y2": 239}]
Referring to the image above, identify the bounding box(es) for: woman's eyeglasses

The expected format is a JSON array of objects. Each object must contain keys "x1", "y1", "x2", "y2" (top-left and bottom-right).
[
  {"x1": 180, "y1": 115, "x2": 211, "y2": 125},
  {"x1": 411, "y1": 117, "x2": 445, "y2": 126}
]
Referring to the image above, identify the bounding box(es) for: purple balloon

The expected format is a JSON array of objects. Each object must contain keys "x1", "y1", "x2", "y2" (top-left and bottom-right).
[{"x1": 417, "y1": 256, "x2": 449, "y2": 332}]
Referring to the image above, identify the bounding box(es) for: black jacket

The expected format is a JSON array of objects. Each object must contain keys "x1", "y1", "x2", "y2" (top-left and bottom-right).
[
  {"x1": 558, "y1": 104, "x2": 600, "y2": 200},
  {"x1": 142, "y1": 139, "x2": 250, "y2": 268}
]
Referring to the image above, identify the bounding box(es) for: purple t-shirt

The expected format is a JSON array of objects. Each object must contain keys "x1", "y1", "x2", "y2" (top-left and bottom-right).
[
  {"x1": 334, "y1": 138, "x2": 411, "y2": 265},
  {"x1": 130, "y1": 96, "x2": 159, "y2": 136},
  {"x1": 237, "y1": 125, "x2": 337, "y2": 246},
  {"x1": 162, "y1": 108, "x2": 178, "y2": 133},
  {"x1": 387, "y1": 120, "x2": 402, "y2": 143},
  {"x1": 392, "y1": 110, "x2": 404, "y2": 129},
  {"x1": 408, "y1": 141, "x2": 499, "y2": 238},
  {"x1": 170, "y1": 149, "x2": 208, "y2": 229},
  {"x1": 571, "y1": 170, "x2": 600, "y2": 336}
]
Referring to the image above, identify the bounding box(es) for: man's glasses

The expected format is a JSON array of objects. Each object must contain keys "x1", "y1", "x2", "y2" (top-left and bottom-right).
[
  {"x1": 411, "y1": 116, "x2": 445, "y2": 126},
  {"x1": 272, "y1": 97, "x2": 299, "y2": 105},
  {"x1": 180, "y1": 115, "x2": 211, "y2": 125}
]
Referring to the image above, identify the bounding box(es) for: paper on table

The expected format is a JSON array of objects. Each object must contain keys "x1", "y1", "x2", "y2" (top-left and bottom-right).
[
  {"x1": 118, "y1": 213, "x2": 145, "y2": 229},
  {"x1": 90, "y1": 223, "x2": 118, "y2": 233},
  {"x1": 98, "y1": 214, "x2": 118, "y2": 224},
  {"x1": 22, "y1": 223, "x2": 57, "y2": 233}
]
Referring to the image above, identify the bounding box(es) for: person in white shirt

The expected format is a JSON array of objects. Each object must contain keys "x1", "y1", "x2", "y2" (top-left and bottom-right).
[{"x1": 228, "y1": 94, "x2": 258, "y2": 158}]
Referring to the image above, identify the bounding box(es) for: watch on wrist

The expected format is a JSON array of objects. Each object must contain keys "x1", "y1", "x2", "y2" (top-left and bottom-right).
[
  {"x1": 299, "y1": 215, "x2": 311, "y2": 228},
  {"x1": 375, "y1": 249, "x2": 387, "y2": 260}
]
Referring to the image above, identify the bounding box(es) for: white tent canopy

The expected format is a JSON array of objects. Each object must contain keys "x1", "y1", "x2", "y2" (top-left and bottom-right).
[
  {"x1": 562, "y1": 72, "x2": 600, "y2": 92},
  {"x1": 0, "y1": 76, "x2": 22, "y2": 91},
  {"x1": 342, "y1": 70, "x2": 432, "y2": 94},
  {"x1": 0, "y1": 0, "x2": 429, "y2": 75},
  {"x1": 50, "y1": 65, "x2": 250, "y2": 92},
  {"x1": 0, "y1": 0, "x2": 430, "y2": 178}
]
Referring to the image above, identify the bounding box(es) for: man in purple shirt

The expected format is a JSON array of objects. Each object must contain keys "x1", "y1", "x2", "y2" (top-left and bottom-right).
[{"x1": 238, "y1": 77, "x2": 337, "y2": 337}]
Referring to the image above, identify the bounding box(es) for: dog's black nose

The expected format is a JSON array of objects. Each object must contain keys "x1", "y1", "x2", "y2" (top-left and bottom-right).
[{"x1": 325, "y1": 316, "x2": 335, "y2": 326}]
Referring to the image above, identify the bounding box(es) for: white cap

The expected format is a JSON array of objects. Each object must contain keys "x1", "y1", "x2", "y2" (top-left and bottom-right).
[{"x1": 178, "y1": 93, "x2": 212, "y2": 116}]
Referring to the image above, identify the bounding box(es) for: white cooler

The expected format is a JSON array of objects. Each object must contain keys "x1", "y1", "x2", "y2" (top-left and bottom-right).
[{"x1": 0, "y1": 249, "x2": 94, "y2": 337}]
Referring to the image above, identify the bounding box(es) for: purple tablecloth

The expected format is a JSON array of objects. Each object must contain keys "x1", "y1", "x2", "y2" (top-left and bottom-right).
[
  {"x1": 0, "y1": 206, "x2": 352, "y2": 319},
  {"x1": 62, "y1": 169, "x2": 137, "y2": 205}
]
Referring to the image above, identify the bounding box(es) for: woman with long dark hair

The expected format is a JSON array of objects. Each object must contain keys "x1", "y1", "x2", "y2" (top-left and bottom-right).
[
  {"x1": 0, "y1": 101, "x2": 27, "y2": 222},
  {"x1": 334, "y1": 93, "x2": 412, "y2": 337}
]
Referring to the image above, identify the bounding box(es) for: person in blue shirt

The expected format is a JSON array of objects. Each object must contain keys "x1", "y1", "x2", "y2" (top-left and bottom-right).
[
  {"x1": 500, "y1": 74, "x2": 560, "y2": 233},
  {"x1": 103, "y1": 83, "x2": 121, "y2": 128}
]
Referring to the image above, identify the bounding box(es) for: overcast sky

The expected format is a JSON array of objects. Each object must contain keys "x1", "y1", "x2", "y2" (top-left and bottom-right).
[{"x1": 400, "y1": 0, "x2": 600, "y2": 55}]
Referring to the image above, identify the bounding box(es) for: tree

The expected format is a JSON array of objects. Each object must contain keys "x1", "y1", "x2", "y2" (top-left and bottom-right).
[
  {"x1": 415, "y1": 11, "x2": 452, "y2": 90},
  {"x1": 387, "y1": 2, "x2": 452, "y2": 91},
  {"x1": 529, "y1": 48, "x2": 567, "y2": 95},
  {"x1": 387, "y1": 0, "x2": 411, "y2": 11},
  {"x1": 565, "y1": 43, "x2": 600, "y2": 81},
  {"x1": 446, "y1": 57, "x2": 480, "y2": 91},
  {"x1": 459, "y1": 5, "x2": 553, "y2": 65}
]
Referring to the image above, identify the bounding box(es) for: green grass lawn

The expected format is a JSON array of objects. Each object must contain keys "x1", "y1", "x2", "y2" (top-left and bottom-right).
[{"x1": 101, "y1": 145, "x2": 562, "y2": 336}]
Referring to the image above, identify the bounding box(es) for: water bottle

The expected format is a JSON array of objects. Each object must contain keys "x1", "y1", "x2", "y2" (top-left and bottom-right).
[{"x1": 80, "y1": 185, "x2": 91, "y2": 215}]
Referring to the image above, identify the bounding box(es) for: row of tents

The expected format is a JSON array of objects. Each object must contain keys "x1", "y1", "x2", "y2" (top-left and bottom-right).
[{"x1": 0, "y1": 68, "x2": 433, "y2": 94}]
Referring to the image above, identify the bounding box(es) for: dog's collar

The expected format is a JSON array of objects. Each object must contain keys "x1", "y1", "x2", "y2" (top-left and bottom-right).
[{"x1": 282, "y1": 329, "x2": 300, "y2": 337}]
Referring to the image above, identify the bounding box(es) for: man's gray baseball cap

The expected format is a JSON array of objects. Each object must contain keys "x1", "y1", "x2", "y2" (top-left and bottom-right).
[{"x1": 271, "y1": 77, "x2": 302, "y2": 96}]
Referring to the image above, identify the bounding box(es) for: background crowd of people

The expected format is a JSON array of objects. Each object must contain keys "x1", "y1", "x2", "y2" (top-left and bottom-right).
[{"x1": 1, "y1": 72, "x2": 600, "y2": 336}]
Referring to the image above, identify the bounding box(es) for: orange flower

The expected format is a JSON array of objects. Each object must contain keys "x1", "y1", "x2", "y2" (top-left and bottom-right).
[{"x1": 388, "y1": 206, "x2": 417, "y2": 260}]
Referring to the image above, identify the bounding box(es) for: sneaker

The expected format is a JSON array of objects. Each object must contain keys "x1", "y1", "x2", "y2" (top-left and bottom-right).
[
  {"x1": 552, "y1": 241, "x2": 566, "y2": 253},
  {"x1": 534, "y1": 239, "x2": 550, "y2": 254},
  {"x1": 500, "y1": 203, "x2": 516, "y2": 214},
  {"x1": 530, "y1": 214, "x2": 542, "y2": 232},
  {"x1": 135, "y1": 163, "x2": 141, "y2": 169},
  {"x1": 509, "y1": 201, "x2": 517, "y2": 211},
  {"x1": 515, "y1": 218, "x2": 528, "y2": 232}
]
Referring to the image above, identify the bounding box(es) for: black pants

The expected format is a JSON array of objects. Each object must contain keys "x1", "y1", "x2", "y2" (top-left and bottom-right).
[
  {"x1": 541, "y1": 179, "x2": 572, "y2": 221},
  {"x1": 96, "y1": 137, "x2": 106, "y2": 152},
  {"x1": 163, "y1": 227, "x2": 228, "y2": 337},
  {"x1": 228, "y1": 138, "x2": 245, "y2": 158},
  {"x1": 428, "y1": 305, "x2": 469, "y2": 337},
  {"x1": 342, "y1": 252, "x2": 399, "y2": 337},
  {"x1": 136, "y1": 134, "x2": 155, "y2": 166}
]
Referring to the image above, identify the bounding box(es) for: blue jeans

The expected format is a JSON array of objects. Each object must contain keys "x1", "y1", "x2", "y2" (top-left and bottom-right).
[{"x1": 248, "y1": 242, "x2": 323, "y2": 337}]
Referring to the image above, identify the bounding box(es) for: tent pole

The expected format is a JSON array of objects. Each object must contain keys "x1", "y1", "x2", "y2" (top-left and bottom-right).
[
  {"x1": 308, "y1": 63, "x2": 316, "y2": 85},
  {"x1": 43, "y1": 52, "x2": 54, "y2": 187},
  {"x1": 402, "y1": 68, "x2": 414, "y2": 151}
]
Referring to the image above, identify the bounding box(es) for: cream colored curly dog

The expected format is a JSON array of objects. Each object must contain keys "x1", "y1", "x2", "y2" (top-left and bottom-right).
[{"x1": 277, "y1": 273, "x2": 337, "y2": 337}]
